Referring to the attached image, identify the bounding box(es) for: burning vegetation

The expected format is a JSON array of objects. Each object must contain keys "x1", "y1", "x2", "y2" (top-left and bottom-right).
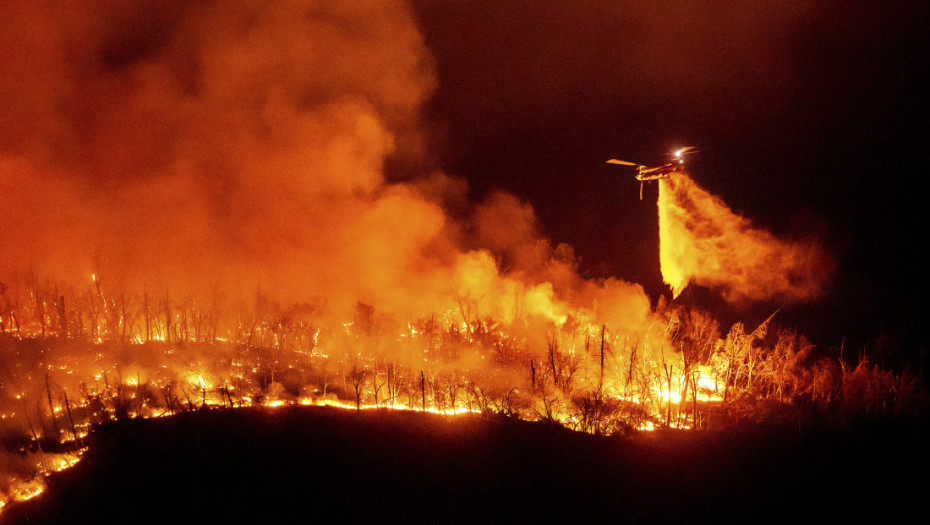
[{"x1": 0, "y1": 268, "x2": 923, "y2": 511}]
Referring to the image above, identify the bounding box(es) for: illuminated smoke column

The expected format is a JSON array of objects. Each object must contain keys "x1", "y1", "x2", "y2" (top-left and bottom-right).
[
  {"x1": 0, "y1": 1, "x2": 436, "y2": 309},
  {"x1": 0, "y1": 0, "x2": 652, "y2": 333},
  {"x1": 658, "y1": 173, "x2": 833, "y2": 305}
]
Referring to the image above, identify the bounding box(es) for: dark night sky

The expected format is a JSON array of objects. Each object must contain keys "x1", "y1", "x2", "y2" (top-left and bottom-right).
[{"x1": 410, "y1": 1, "x2": 930, "y2": 349}]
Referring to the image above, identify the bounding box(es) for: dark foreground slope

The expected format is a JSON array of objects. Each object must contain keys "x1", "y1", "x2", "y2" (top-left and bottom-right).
[{"x1": 4, "y1": 406, "x2": 927, "y2": 524}]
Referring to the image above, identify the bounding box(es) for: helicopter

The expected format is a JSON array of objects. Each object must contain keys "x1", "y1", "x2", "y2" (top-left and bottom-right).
[{"x1": 607, "y1": 146, "x2": 698, "y2": 200}]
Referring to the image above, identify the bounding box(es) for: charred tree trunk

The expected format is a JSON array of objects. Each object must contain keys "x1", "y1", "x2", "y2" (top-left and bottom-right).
[
  {"x1": 21, "y1": 398, "x2": 44, "y2": 453},
  {"x1": 530, "y1": 359, "x2": 536, "y2": 393},
  {"x1": 627, "y1": 343, "x2": 637, "y2": 396},
  {"x1": 45, "y1": 374, "x2": 60, "y2": 439},
  {"x1": 35, "y1": 401, "x2": 51, "y2": 445},
  {"x1": 63, "y1": 390, "x2": 82, "y2": 447},
  {"x1": 144, "y1": 291, "x2": 151, "y2": 343},
  {"x1": 420, "y1": 370, "x2": 427, "y2": 411},
  {"x1": 164, "y1": 289, "x2": 172, "y2": 344},
  {"x1": 57, "y1": 295, "x2": 67, "y2": 339},
  {"x1": 179, "y1": 385, "x2": 195, "y2": 412},
  {"x1": 387, "y1": 363, "x2": 395, "y2": 407}
]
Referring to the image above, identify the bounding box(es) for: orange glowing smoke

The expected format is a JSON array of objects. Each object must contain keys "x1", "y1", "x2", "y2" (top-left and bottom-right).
[
  {"x1": 658, "y1": 173, "x2": 833, "y2": 304},
  {"x1": 0, "y1": 0, "x2": 654, "y2": 332}
]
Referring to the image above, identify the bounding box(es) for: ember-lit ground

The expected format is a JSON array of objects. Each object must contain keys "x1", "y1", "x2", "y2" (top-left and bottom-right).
[{"x1": 3, "y1": 407, "x2": 926, "y2": 523}]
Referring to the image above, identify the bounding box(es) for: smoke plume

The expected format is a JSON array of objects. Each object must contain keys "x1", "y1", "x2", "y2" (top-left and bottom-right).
[{"x1": 0, "y1": 0, "x2": 650, "y2": 335}]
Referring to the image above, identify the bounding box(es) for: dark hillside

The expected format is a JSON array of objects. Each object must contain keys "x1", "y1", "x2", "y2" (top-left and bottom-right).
[{"x1": 4, "y1": 407, "x2": 926, "y2": 523}]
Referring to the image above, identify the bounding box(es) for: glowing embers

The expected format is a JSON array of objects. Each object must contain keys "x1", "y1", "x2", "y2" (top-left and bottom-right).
[
  {"x1": 4, "y1": 479, "x2": 44, "y2": 505},
  {"x1": 1, "y1": 451, "x2": 85, "y2": 510},
  {"x1": 302, "y1": 396, "x2": 481, "y2": 416}
]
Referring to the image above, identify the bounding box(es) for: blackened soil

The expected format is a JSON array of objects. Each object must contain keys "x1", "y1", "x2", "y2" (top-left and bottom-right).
[{"x1": 4, "y1": 407, "x2": 927, "y2": 524}]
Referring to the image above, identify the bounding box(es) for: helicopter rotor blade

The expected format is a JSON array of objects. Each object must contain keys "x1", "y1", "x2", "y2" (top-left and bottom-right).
[{"x1": 607, "y1": 159, "x2": 640, "y2": 166}]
